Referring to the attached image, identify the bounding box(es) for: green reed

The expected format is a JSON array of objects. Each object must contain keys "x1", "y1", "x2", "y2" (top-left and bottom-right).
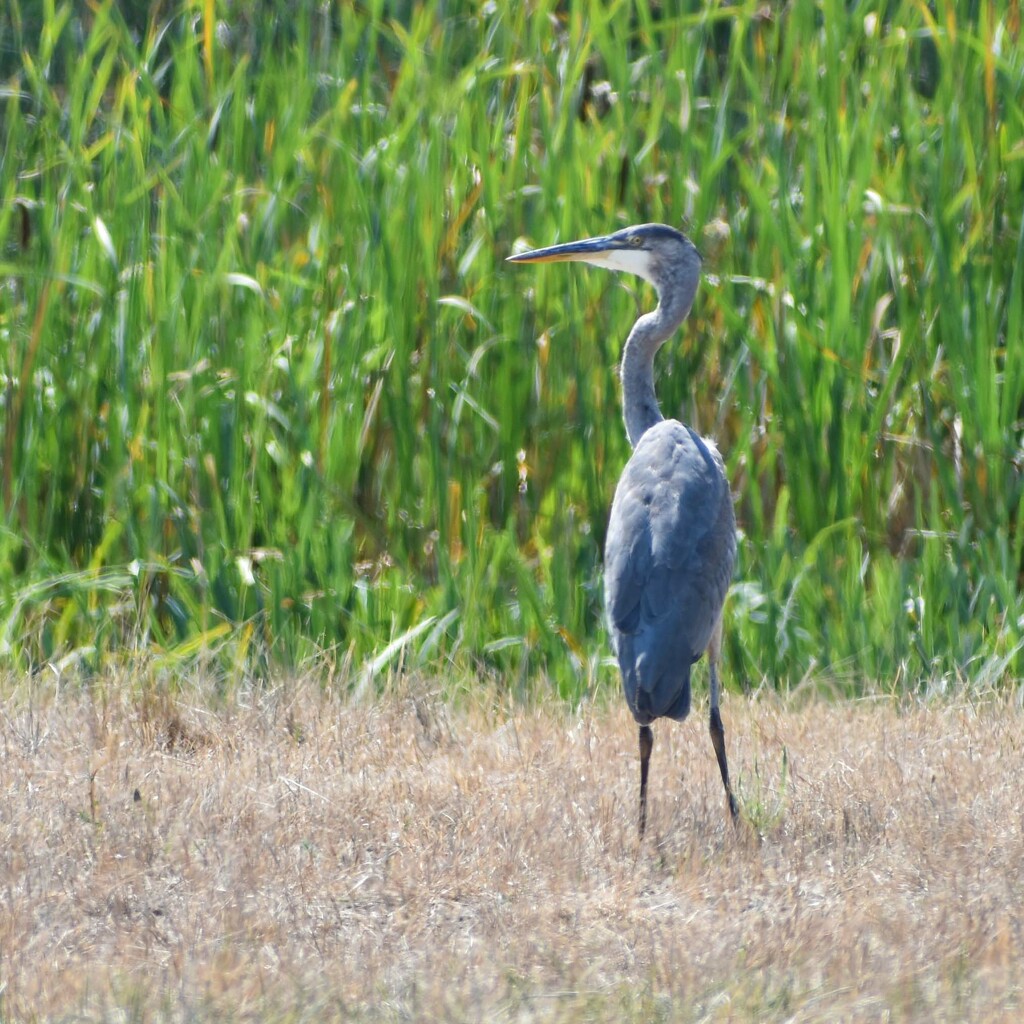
[{"x1": 1, "y1": 0, "x2": 1022, "y2": 696}]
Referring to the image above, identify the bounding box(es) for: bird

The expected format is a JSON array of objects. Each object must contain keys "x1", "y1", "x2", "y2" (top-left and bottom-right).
[{"x1": 508, "y1": 223, "x2": 739, "y2": 838}]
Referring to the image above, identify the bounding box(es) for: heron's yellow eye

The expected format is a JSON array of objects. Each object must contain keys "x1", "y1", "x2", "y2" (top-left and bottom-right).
[{"x1": 629, "y1": 235, "x2": 643, "y2": 247}]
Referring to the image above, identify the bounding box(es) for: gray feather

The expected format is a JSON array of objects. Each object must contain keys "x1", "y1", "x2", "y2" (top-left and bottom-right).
[{"x1": 604, "y1": 420, "x2": 736, "y2": 725}]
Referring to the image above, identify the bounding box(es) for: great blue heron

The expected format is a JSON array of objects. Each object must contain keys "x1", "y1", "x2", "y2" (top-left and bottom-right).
[{"x1": 508, "y1": 223, "x2": 739, "y2": 838}]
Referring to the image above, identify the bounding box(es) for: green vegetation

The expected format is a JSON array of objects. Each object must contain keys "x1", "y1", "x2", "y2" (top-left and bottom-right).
[{"x1": 2, "y1": 0, "x2": 1022, "y2": 695}]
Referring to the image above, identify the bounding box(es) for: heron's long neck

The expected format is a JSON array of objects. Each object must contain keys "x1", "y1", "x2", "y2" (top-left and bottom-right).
[{"x1": 620, "y1": 290, "x2": 694, "y2": 448}]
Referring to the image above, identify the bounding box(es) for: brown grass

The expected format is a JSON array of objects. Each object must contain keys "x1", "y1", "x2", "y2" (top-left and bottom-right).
[{"x1": 1, "y1": 674, "x2": 1023, "y2": 1022}]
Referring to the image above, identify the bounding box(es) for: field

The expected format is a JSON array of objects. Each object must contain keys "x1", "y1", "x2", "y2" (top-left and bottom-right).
[
  {"x1": 3, "y1": 1, "x2": 1024, "y2": 1019},
  {"x1": 3, "y1": 677, "x2": 1023, "y2": 1021}
]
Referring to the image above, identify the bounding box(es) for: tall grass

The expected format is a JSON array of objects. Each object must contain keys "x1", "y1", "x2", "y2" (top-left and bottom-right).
[{"x1": 1, "y1": 0, "x2": 1022, "y2": 696}]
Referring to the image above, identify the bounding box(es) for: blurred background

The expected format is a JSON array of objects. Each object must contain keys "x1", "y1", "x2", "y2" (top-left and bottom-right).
[{"x1": 1, "y1": 0, "x2": 1022, "y2": 698}]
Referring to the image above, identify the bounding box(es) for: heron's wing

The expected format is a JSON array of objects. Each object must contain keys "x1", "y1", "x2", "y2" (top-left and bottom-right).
[{"x1": 604, "y1": 420, "x2": 736, "y2": 722}]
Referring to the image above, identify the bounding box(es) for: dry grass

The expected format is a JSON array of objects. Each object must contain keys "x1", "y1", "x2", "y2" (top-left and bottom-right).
[{"x1": 2, "y1": 675, "x2": 1023, "y2": 1022}]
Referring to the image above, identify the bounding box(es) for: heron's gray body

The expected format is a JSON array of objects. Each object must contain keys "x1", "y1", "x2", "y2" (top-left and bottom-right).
[{"x1": 605, "y1": 419, "x2": 736, "y2": 725}]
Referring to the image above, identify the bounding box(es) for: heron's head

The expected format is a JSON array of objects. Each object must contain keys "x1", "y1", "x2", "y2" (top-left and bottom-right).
[{"x1": 507, "y1": 223, "x2": 701, "y2": 294}]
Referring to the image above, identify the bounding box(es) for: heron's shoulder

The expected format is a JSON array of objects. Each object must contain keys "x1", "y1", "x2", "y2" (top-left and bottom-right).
[{"x1": 628, "y1": 419, "x2": 726, "y2": 478}]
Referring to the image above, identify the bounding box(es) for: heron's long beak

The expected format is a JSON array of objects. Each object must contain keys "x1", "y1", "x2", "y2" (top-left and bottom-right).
[{"x1": 506, "y1": 234, "x2": 624, "y2": 264}]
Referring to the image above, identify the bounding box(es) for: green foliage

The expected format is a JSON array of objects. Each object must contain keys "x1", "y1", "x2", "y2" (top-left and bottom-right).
[
  {"x1": 738, "y1": 745, "x2": 789, "y2": 837},
  {"x1": 1, "y1": 0, "x2": 1022, "y2": 695}
]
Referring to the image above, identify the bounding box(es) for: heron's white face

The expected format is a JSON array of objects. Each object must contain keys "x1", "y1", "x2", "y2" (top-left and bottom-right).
[{"x1": 579, "y1": 247, "x2": 659, "y2": 288}]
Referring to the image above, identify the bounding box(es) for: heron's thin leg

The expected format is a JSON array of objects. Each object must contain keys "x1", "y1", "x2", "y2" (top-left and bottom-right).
[
  {"x1": 708, "y1": 619, "x2": 739, "y2": 820},
  {"x1": 638, "y1": 725, "x2": 653, "y2": 839}
]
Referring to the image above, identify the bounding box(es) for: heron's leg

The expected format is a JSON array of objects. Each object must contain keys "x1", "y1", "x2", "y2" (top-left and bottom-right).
[
  {"x1": 638, "y1": 725, "x2": 653, "y2": 839},
  {"x1": 708, "y1": 618, "x2": 739, "y2": 820}
]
